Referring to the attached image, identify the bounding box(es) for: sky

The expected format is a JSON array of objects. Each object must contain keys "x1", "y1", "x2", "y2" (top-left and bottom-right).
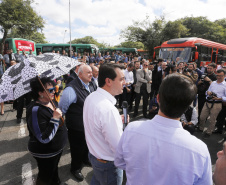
[{"x1": 31, "y1": 0, "x2": 226, "y2": 46}]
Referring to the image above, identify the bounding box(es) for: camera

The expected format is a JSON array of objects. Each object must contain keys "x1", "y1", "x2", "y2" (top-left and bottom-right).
[
  {"x1": 200, "y1": 73, "x2": 207, "y2": 81},
  {"x1": 207, "y1": 92, "x2": 217, "y2": 100},
  {"x1": 183, "y1": 68, "x2": 192, "y2": 73}
]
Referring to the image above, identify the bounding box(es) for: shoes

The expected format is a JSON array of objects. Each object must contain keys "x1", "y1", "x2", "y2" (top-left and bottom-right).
[
  {"x1": 17, "y1": 118, "x2": 21, "y2": 124},
  {"x1": 0, "y1": 112, "x2": 4, "y2": 115},
  {"x1": 203, "y1": 133, "x2": 211, "y2": 139},
  {"x1": 70, "y1": 170, "x2": 84, "y2": 182},
  {"x1": 213, "y1": 129, "x2": 223, "y2": 134}
]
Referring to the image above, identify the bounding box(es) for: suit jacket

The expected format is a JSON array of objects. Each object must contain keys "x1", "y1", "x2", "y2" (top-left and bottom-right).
[
  {"x1": 135, "y1": 69, "x2": 152, "y2": 93},
  {"x1": 89, "y1": 77, "x2": 97, "y2": 92}
]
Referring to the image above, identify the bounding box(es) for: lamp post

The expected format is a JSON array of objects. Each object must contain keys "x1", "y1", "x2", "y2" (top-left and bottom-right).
[
  {"x1": 63, "y1": 30, "x2": 67, "y2": 43},
  {"x1": 69, "y1": 0, "x2": 72, "y2": 57}
]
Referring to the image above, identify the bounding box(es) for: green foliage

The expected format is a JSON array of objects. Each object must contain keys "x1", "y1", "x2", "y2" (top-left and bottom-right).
[
  {"x1": 120, "y1": 16, "x2": 226, "y2": 57},
  {"x1": 8, "y1": 27, "x2": 48, "y2": 43},
  {"x1": 70, "y1": 36, "x2": 107, "y2": 48},
  {"x1": 0, "y1": 0, "x2": 45, "y2": 53},
  {"x1": 115, "y1": 41, "x2": 144, "y2": 49}
]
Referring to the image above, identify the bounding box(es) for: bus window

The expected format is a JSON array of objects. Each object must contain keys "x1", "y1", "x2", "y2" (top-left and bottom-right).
[
  {"x1": 43, "y1": 46, "x2": 53, "y2": 53},
  {"x1": 36, "y1": 48, "x2": 41, "y2": 55},
  {"x1": 53, "y1": 47, "x2": 63, "y2": 54}
]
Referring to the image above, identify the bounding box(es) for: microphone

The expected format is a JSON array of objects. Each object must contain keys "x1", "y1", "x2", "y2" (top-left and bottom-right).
[{"x1": 122, "y1": 101, "x2": 128, "y2": 129}]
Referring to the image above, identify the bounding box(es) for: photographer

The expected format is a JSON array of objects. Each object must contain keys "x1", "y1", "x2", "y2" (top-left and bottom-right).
[
  {"x1": 181, "y1": 106, "x2": 198, "y2": 135},
  {"x1": 182, "y1": 63, "x2": 198, "y2": 84},
  {"x1": 197, "y1": 63, "x2": 217, "y2": 119},
  {"x1": 199, "y1": 69, "x2": 226, "y2": 139}
]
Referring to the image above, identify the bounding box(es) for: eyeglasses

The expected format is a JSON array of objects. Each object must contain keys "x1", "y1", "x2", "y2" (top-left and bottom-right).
[
  {"x1": 47, "y1": 87, "x2": 56, "y2": 93},
  {"x1": 143, "y1": 64, "x2": 148, "y2": 67}
]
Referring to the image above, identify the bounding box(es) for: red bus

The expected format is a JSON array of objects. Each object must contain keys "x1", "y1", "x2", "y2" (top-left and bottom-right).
[{"x1": 153, "y1": 37, "x2": 226, "y2": 65}]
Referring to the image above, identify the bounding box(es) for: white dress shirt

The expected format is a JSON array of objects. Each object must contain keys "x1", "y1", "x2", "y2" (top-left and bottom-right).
[
  {"x1": 83, "y1": 87, "x2": 123, "y2": 161},
  {"x1": 124, "y1": 68, "x2": 134, "y2": 87},
  {"x1": 181, "y1": 107, "x2": 198, "y2": 125},
  {"x1": 206, "y1": 81, "x2": 226, "y2": 102},
  {"x1": 115, "y1": 115, "x2": 212, "y2": 185}
]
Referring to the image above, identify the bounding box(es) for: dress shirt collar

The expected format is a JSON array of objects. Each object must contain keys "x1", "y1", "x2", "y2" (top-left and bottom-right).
[
  {"x1": 97, "y1": 87, "x2": 116, "y2": 105},
  {"x1": 78, "y1": 77, "x2": 90, "y2": 92},
  {"x1": 152, "y1": 115, "x2": 183, "y2": 129},
  {"x1": 217, "y1": 80, "x2": 226, "y2": 85}
]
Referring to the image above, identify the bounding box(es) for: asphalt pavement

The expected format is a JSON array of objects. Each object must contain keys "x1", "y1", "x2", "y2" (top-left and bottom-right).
[{"x1": 0, "y1": 103, "x2": 225, "y2": 185}]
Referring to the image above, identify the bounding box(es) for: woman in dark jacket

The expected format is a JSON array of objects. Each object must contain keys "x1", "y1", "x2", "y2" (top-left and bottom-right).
[{"x1": 26, "y1": 77, "x2": 67, "y2": 185}]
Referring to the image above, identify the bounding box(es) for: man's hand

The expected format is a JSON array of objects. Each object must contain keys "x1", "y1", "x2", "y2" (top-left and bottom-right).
[
  {"x1": 121, "y1": 114, "x2": 130, "y2": 125},
  {"x1": 204, "y1": 76, "x2": 211, "y2": 82},
  {"x1": 207, "y1": 91, "x2": 212, "y2": 96},
  {"x1": 212, "y1": 97, "x2": 222, "y2": 101}
]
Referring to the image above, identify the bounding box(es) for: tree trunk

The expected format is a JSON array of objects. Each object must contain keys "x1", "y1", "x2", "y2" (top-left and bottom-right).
[{"x1": 0, "y1": 29, "x2": 8, "y2": 55}]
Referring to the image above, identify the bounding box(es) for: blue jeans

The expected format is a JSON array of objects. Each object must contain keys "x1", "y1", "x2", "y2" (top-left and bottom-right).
[{"x1": 88, "y1": 152, "x2": 123, "y2": 185}]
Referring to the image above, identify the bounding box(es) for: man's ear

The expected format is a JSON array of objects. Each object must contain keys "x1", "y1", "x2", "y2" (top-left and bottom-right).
[
  {"x1": 105, "y1": 78, "x2": 112, "y2": 87},
  {"x1": 157, "y1": 94, "x2": 160, "y2": 104}
]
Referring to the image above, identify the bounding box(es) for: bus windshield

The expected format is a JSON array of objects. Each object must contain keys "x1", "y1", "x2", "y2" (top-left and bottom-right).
[{"x1": 160, "y1": 47, "x2": 191, "y2": 62}]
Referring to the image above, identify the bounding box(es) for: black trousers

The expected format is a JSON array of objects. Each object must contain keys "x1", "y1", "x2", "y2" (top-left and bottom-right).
[
  {"x1": 134, "y1": 87, "x2": 149, "y2": 116},
  {"x1": 17, "y1": 93, "x2": 31, "y2": 119},
  {"x1": 216, "y1": 105, "x2": 226, "y2": 132},
  {"x1": 34, "y1": 151, "x2": 62, "y2": 185},
  {"x1": 119, "y1": 86, "x2": 132, "y2": 109},
  {"x1": 68, "y1": 129, "x2": 89, "y2": 171},
  {"x1": 129, "y1": 85, "x2": 136, "y2": 109}
]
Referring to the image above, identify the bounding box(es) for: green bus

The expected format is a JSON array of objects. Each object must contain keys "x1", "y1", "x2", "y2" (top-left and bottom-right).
[
  {"x1": 1, "y1": 38, "x2": 36, "y2": 55},
  {"x1": 36, "y1": 43, "x2": 99, "y2": 56},
  {"x1": 100, "y1": 47, "x2": 138, "y2": 55}
]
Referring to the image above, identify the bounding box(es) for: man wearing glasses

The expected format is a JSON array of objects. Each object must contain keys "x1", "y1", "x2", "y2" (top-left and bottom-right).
[
  {"x1": 199, "y1": 69, "x2": 226, "y2": 139},
  {"x1": 133, "y1": 60, "x2": 152, "y2": 118}
]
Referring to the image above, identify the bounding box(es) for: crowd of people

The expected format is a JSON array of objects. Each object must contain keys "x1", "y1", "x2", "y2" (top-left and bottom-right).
[{"x1": 1, "y1": 49, "x2": 226, "y2": 185}]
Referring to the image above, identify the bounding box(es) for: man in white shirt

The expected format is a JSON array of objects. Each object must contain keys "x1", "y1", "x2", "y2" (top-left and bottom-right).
[
  {"x1": 115, "y1": 74, "x2": 212, "y2": 185},
  {"x1": 119, "y1": 63, "x2": 134, "y2": 109},
  {"x1": 199, "y1": 69, "x2": 226, "y2": 138},
  {"x1": 83, "y1": 63, "x2": 126, "y2": 185}
]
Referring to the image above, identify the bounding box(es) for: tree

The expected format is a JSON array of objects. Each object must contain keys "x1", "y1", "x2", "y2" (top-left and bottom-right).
[
  {"x1": 0, "y1": 0, "x2": 45, "y2": 54},
  {"x1": 120, "y1": 16, "x2": 165, "y2": 55},
  {"x1": 115, "y1": 41, "x2": 144, "y2": 49},
  {"x1": 8, "y1": 27, "x2": 48, "y2": 43},
  {"x1": 181, "y1": 16, "x2": 226, "y2": 44},
  {"x1": 161, "y1": 20, "x2": 188, "y2": 41},
  {"x1": 70, "y1": 36, "x2": 107, "y2": 48}
]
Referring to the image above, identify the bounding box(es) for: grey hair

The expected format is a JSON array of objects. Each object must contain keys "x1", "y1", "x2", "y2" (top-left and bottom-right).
[{"x1": 78, "y1": 64, "x2": 91, "y2": 74}]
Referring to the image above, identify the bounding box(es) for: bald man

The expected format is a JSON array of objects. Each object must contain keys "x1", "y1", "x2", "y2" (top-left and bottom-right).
[{"x1": 59, "y1": 65, "x2": 94, "y2": 182}]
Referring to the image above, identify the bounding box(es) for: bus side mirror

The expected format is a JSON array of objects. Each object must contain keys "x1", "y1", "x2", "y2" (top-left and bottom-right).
[
  {"x1": 153, "y1": 51, "x2": 156, "y2": 60},
  {"x1": 195, "y1": 51, "x2": 199, "y2": 60}
]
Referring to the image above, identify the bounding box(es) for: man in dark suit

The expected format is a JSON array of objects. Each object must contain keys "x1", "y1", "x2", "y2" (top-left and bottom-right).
[
  {"x1": 155, "y1": 61, "x2": 168, "y2": 93},
  {"x1": 129, "y1": 61, "x2": 140, "y2": 111},
  {"x1": 133, "y1": 60, "x2": 152, "y2": 118}
]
